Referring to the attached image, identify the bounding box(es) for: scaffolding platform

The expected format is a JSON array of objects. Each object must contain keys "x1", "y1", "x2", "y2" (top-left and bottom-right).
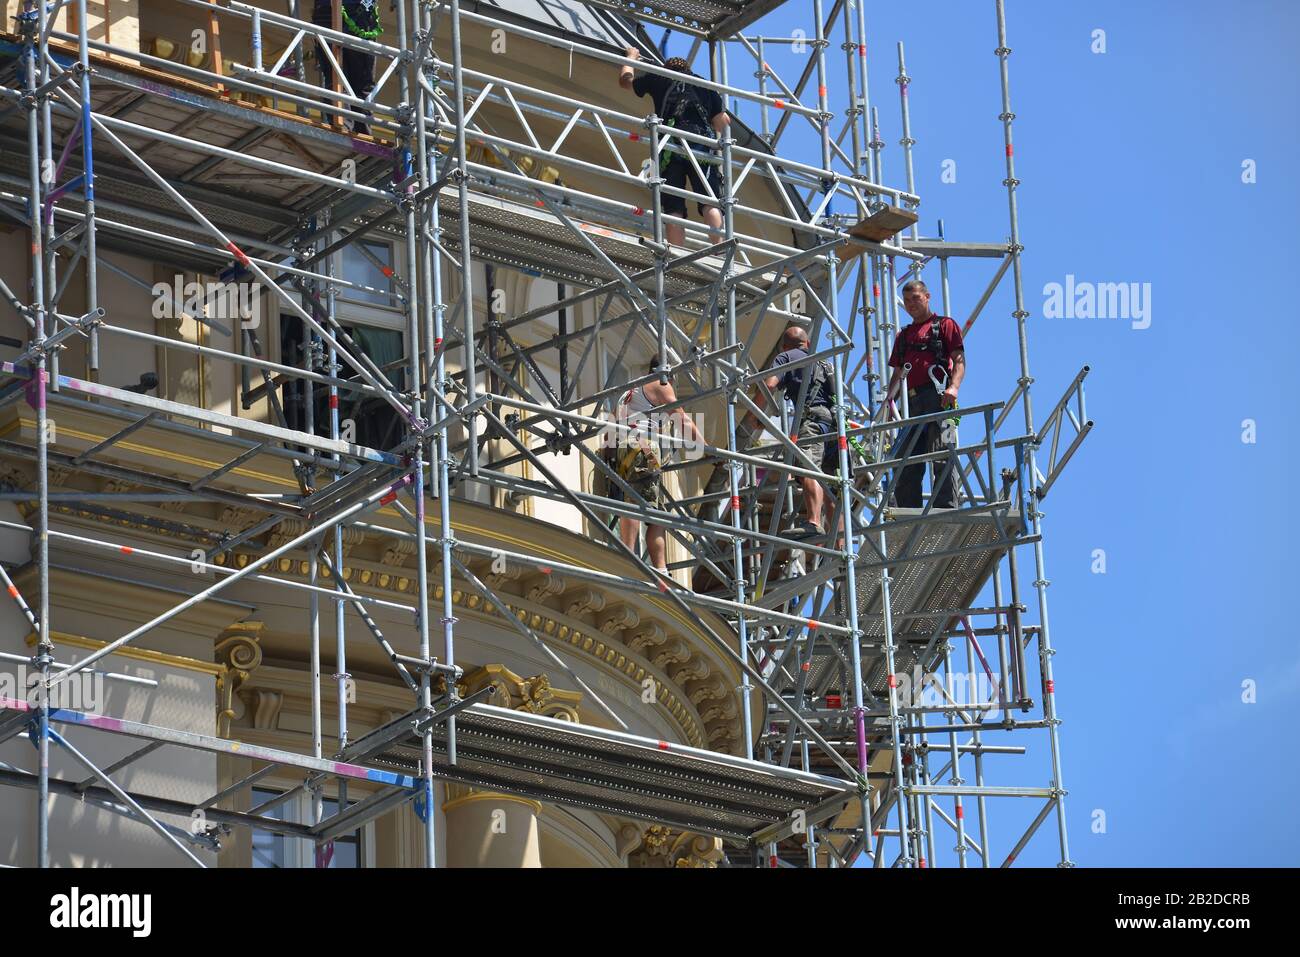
[
  {"x1": 761, "y1": 507, "x2": 1023, "y2": 706},
  {"x1": 347, "y1": 701, "x2": 856, "y2": 843}
]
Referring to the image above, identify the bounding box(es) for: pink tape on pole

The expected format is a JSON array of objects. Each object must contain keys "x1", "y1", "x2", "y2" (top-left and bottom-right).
[{"x1": 24, "y1": 368, "x2": 47, "y2": 411}]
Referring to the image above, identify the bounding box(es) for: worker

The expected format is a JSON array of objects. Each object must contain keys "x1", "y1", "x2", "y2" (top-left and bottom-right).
[
  {"x1": 313, "y1": 0, "x2": 381, "y2": 135},
  {"x1": 883, "y1": 278, "x2": 965, "y2": 509},
  {"x1": 742, "y1": 325, "x2": 838, "y2": 537},
  {"x1": 618, "y1": 47, "x2": 729, "y2": 247},
  {"x1": 604, "y1": 358, "x2": 705, "y2": 577}
]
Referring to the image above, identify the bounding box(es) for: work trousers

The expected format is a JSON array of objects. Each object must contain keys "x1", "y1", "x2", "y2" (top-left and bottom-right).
[{"x1": 892, "y1": 385, "x2": 960, "y2": 509}]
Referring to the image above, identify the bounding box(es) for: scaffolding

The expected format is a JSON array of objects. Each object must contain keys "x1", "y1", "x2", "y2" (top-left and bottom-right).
[{"x1": 0, "y1": 0, "x2": 1091, "y2": 867}]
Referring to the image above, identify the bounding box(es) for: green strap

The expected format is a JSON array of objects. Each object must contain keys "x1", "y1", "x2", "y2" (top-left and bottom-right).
[{"x1": 342, "y1": 4, "x2": 382, "y2": 41}]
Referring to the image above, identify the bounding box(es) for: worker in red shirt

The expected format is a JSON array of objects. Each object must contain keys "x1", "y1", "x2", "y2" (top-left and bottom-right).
[{"x1": 884, "y1": 279, "x2": 966, "y2": 509}]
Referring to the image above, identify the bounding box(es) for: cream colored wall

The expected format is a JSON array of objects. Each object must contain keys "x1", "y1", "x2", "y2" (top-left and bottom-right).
[
  {"x1": 0, "y1": 567, "x2": 239, "y2": 868},
  {"x1": 0, "y1": 229, "x2": 274, "y2": 431},
  {"x1": 1, "y1": 1, "x2": 139, "y2": 53}
]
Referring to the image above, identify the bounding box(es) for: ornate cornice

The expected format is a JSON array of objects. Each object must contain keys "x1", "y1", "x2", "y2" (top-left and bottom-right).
[{"x1": 25, "y1": 630, "x2": 224, "y2": 677}]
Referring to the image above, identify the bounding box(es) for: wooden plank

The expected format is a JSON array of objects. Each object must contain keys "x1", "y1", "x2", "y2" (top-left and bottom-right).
[{"x1": 839, "y1": 204, "x2": 919, "y2": 260}]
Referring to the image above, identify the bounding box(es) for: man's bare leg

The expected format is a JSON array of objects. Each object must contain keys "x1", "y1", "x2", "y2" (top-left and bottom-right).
[
  {"x1": 799, "y1": 475, "x2": 826, "y2": 533},
  {"x1": 665, "y1": 223, "x2": 685, "y2": 247},
  {"x1": 620, "y1": 516, "x2": 641, "y2": 554},
  {"x1": 646, "y1": 524, "x2": 668, "y2": 572},
  {"x1": 702, "y1": 206, "x2": 723, "y2": 243}
]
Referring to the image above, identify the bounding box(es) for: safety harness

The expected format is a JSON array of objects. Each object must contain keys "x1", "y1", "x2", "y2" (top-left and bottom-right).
[
  {"x1": 906, "y1": 314, "x2": 950, "y2": 386},
  {"x1": 341, "y1": 0, "x2": 382, "y2": 41},
  {"x1": 659, "y1": 77, "x2": 719, "y2": 173}
]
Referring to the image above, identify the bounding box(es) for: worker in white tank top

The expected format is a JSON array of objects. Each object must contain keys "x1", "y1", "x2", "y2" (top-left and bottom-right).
[{"x1": 606, "y1": 358, "x2": 704, "y2": 582}]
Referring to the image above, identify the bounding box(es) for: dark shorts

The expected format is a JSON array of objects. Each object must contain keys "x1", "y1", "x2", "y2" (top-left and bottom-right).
[
  {"x1": 662, "y1": 151, "x2": 722, "y2": 218},
  {"x1": 799, "y1": 414, "x2": 840, "y2": 474}
]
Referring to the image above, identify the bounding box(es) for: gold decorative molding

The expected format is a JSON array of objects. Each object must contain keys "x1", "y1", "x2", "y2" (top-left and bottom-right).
[
  {"x1": 458, "y1": 663, "x2": 582, "y2": 722},
  {"x1": 626, "y1": 825, "x2": 724, "y2": 868},
  {"x1": 24, "y1": 630, "x2": 223, "y2": 677},
  {"x1": 214, "y1": 620, "x2": 264, "y2": 736}
]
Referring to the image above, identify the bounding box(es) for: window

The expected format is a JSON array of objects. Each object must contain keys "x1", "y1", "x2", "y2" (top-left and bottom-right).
[
  {"x1": 248, "y1": 787, "x2": 372, "y2": 868},
  {"x1": 250, "y1": 786, "x2": 291, "y2": 869},
  {"x1": 321, "y1": 796, "x2": 363, "y2": 869},
  {"x1": 339, "y1": 240, "x2": 396, "y2": 309}
]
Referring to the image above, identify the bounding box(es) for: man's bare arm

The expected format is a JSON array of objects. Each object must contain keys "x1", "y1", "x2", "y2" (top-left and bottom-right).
[
  {"x1": 619, "y1": 46, "x2": 639, "y2": 91},
  {"x1": 740, "y1": 373, "x2": 782, "y2": 434},
  {"x1": 944, "y1": 350, "x2": 965, "y2": 408}
]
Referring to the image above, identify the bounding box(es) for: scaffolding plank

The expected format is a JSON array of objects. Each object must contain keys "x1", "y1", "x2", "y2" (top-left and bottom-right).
[{"x1": 352, "y1": 702, "x2": 856, "y2": 841}]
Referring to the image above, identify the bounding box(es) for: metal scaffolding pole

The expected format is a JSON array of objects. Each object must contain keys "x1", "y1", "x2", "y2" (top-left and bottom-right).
[{"x1": 993, "y1": 0, "x2": 1072, "y2": 867}]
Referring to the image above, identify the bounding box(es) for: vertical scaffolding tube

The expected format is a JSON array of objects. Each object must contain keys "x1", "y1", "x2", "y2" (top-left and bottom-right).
[
  {"x1": 401, "y1": 0, "x2": 440, "y2": 867},
  {"x1": 895, "y1": 43, "x2": 919, "y2": 244},
  {"x1": 449, "y1": 0, "x2": 479, "y2": 475},
  {"x1": 827, "y1": 249, "x2": 875, "y2": 863},
  {"x1": 994, "y1": 0, "x2": 1071, "y2": 866},
  {"x1": 23, "y1": 0, "x2": 53, "y2": 870},
  {"x1": 811, "y1": 0, "x2": 834, "y2": 180},
  {"x1": 719, "y1": 101, "x2": 753, "y2": 759},
  {"x1": 76, "y1": 0, "x2": 99, "y2": 379}
]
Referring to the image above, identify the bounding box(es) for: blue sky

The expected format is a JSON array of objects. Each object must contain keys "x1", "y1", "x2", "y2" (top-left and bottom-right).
[{"x1": 678, "y1": 0, "x2": 1300, "y2": 866}]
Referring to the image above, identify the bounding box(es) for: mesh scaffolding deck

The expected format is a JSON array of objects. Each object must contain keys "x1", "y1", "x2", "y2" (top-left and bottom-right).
[{"x1": 346, "y1": 702, "x2": 856, "y2": 842}]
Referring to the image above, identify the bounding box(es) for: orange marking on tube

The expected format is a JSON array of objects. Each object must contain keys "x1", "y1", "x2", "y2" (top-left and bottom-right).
[
  {"x1": 225, "y1": 241, "x2": 251, "y2": 268},
  {"x1": 120, "y1": 546, "x2": 133, "y2": 555},
  {"x1": 328, "y1": 395, "x2": 339, "y2": 409},
  {"x1": 838, "y1": 436, "x2": 848, "y2": 450},
  {"x1": 657, "y1": 740, "x2": 669, "y2": 750},
  {"x1": 381, "y1": 266, "x2": 395, "y2": 278},
  {"x1": 1006, "y1": 144, "x2": 1014, "y2": 157},
  {"x1": 7, "y1": 585, "x2": 18, "y2": 599},
  {"x1": 773, "y1": 99, "x2": 786, "y2": 110},
  {"x1": 801, "y1": 661, "x2": 810, "y2": 672},
  {"x1": 807, "y1": 619, "x2": 818, "y2": 631},
  {"x1": 628, "y1": 132, "x2": 640, "y2": 142},
  {"x1": 730, "y1": 495, "x2": 740, "y2": 512},
  {"x1": 818, "y1": 85, "x2": 827, "y2": 98},
  {"x1": 956, "y1": 806, "x2": 965, "y2": 820},
  {"x1": 538, "y1": 565, "x2": 552, "y2": 575},
  {"x1": 1046, "y1": 679, "x2": 1055, "y2": 694},
  {"x1": 888, "y1": 674, "x2": 898, "y2": 688},
  {"x1": 380, "y1": 491, "x2": 398, "y2": 506}
]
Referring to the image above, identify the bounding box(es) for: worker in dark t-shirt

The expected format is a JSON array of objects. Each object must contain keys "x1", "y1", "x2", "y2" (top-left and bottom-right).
[
  {"x1": 884, "y1": 278, "x2": 967, "y2": 509},
  {"x1": 619, "y1": 47, "x2": 729, "y2": 247},
  {"x1": 741, "y1": 325, "x2": 838, "y2": 536}
]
